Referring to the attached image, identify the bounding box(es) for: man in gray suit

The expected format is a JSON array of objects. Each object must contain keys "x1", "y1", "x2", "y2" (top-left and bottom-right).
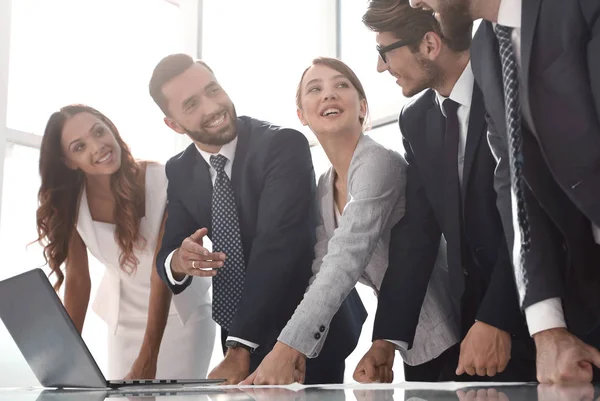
[{"x1": 354, "y1": 0, "x2": 535, "y2": 382}]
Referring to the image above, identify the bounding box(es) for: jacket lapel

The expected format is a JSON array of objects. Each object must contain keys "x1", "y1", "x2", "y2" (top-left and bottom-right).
[
  {"x1": 230, "y1": 118, "x2": 250, "y2": 209},
  {"x1": 472, "y1": 22, "x2": 506, "y2": 139},
  {"x1": 461, "y1": 83, "x2": 486, "y2": 199},
  {"x1": 520, "y1": 0, "x2": 541, "y2": 106},
  {"x1": 190, "y1": 150, "x2": 213, "y2": 232}
]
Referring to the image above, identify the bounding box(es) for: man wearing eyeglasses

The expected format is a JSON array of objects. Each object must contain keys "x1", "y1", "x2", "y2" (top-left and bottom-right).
[{"x1": 353, "y1": 0, "x2": 536, "y2": 382}]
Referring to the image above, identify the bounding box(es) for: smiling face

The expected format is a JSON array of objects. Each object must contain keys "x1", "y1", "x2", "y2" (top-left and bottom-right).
[
  {"x1": 297, "y1": 62, "x2": 367, "y2": 138},
  {"x1": 161, "y1": 63, "x2": 237, "y2": 147},
  {"x1": 60, "y1": 111, "x2": 122, "y2": 176},
  {"x1": 375, "y1": 31, "x2": 443, "y2": 97}
]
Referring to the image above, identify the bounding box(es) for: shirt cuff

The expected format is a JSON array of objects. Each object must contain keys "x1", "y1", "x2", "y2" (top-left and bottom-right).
[
  {"x1": 164, "y1": 250, "x2": 189, "y2": 285},
  {"x1": 592, "y1": 223, "x2": 600, "y2": 244},
  {"x1": 226, "y1": 336, "x2": 259, "y2": 350},
  {"x1": 385, "y1": 339, "x2": 408, "y2": 352},
  {"x1": 524, "y1": 297, "x2": 567, "y2": 336}
]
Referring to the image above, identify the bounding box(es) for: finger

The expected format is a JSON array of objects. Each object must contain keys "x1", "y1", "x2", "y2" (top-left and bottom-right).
[
  {"x1": 463, "y1": 365, "x2": 477, "y2": 376},
  {"x1": 572, "y1": 360, "x2": 594, "y2": 383},
  {"x1": 364, "y1": 357, "x2": 380, "y2": 382},
  {"x1": 190, "y1": 259, "x2": 224, "y2": 269},
  {"x1": 185, "y1": 268, "x2": 218, "y2": 277},
  {"x1": 180, "y1": 240, "x2": 208, "y2": 256},
  {"x1": 382, "y1": 366, "x2": 393, "y2": 383},
  {"x1": 475, "y1": 365, "x2": 487, "y2": 377},
  {"x1": 496, "y1": 358, "x2": 509, "y2": 373},
  {"x1": 586, "y1": 345, "x2": 600, "y2": 369},
  {"x1": 456, "y1": 361, "x2": 466, "y2": 376},
  {"x1": 486, "y1": 365, "x2": 498, "y2": 377},
  {"x1": 189, "y1": 228, "x2": 208, "y2": 243},
  {"x1": 239, "y1": 371, "x2": 257, "y2": 385}
]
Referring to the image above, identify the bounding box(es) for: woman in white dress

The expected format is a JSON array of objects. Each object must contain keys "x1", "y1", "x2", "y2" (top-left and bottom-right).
[{"x1": 35, "y1": 104, "x2": 215, "y2": 380}]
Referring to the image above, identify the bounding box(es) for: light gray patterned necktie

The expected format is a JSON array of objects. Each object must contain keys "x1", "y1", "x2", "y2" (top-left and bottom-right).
[
  {"x1": 495, "y1": 24, "x2": 531, "y2": 254},
  {"x1": 210, "y1": 154, "x2": 245, "y2": 331}
]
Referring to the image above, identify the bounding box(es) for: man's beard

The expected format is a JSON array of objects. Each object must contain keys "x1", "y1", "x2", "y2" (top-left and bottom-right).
[
  {"x1": 436, "y1": 0, "x2": 474, "y2": 52},
  {"x1": 404, "y1": 54, "x2": 444, "y2": 98},
  {"x1": 184, "y1": 106, "x2": 238, "y2": 146}
]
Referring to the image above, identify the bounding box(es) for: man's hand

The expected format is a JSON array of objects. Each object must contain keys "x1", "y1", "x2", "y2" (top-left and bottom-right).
[
  {"x1": 123, "y1": 350, "x2": 157, "y2": 380},
  {"x1": 533, "y1": 328, "x2": 600, "y2": 384},
  {"x1": 456, "y1": 321, "x2": 511, "y2": 377},
  {"x1": 208, "y1": 347, "x2": 251, "y2": 385},
  {"x1": 171, "y1": 228, "x2": 226, "y2": 280},
  {"x1": 353, "y1": 340, "x2": 395, "y2": 383},
  {"x1": 240, "y1": 342, "x2": 306, "y2": 385}
]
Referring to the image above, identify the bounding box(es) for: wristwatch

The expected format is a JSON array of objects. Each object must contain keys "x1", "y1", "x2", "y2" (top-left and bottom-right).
[{"x1": 225, "y1": 340, "x2": 254, "y2": 353}]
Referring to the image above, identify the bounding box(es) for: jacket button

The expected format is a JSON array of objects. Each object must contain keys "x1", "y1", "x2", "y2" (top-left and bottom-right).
[
  {"x1": 463, "y1": 268, "x2": 469, "y2": 276},
  {"x1": 319, "y1": 325, "x2": 326, "y2": 332},
  {"x1": 314, "y1": 332, "x2": 321, "y2": 340}
]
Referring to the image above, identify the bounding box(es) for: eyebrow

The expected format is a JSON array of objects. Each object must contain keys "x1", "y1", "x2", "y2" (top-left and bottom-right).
[
  {"x1": 181, "y1": 80, "x2": 220, "y2": 110},
  {"x1": 68, "y1": 122, "x2": 101, "y2": 148},
  {"x1": 304, "y1": 74, "x2": 348, "y2": 88},
  {"x1": 204, "y1": 81, "x2": 219, "y2": 94},
  {"x1": 181, "y1": 94, "x2": 198, "y2": 110}
]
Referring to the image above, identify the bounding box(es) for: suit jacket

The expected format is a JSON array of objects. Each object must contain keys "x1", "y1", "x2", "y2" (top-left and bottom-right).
[
  {"x1": 373, "y1": 84, "x2": 528, "y2": 348},
  {"x1": 278, "y1": 135, "x2": 458, "y2": 366},
  {"x1": 155, "y1": 116, "x2": 364, "y2": 361},
  {"x1": 471, "y1": 0, "x2": 600, "y2": 335}
]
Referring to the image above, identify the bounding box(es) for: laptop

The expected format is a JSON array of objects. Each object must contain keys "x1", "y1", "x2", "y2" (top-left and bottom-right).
[{"x1": 0, "y1": 268, "x2": 224, "y2": 389}]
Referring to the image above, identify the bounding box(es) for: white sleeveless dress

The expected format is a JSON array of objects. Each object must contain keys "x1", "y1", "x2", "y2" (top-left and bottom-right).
[{"x1": 76, "y1": 163, "x2": 215, "y2": 379}]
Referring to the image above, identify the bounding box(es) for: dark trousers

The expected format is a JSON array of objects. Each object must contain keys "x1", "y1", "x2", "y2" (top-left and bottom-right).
[
  {"x1": 405, "y1": 268, "x2": 536, "y2": 382},
  {"x1": 220, "y1": 328, "x2": 345, "y2": 384},
  {"x1": 403, "y1": 345, "x2": 456, "y2": 382}
]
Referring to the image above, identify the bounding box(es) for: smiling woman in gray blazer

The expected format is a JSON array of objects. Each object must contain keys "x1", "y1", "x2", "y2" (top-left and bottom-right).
[{"x1": 242, "y1": 57, "x2": 459, "y2": 385}]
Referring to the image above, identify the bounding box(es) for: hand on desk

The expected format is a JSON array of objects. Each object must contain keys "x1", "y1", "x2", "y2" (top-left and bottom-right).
[
  {"x1": 352, "y1": 340, "x2": 395, "y2": 383},
  {"x1": 456, "y1": 321, "x2": 511, "y2": 377},
  {"x1": 123, "y1": 349, "x2": 157, "y2": 380},
  {"x1": 208, "y1": 347, "x2": 250, "y2": 385},
  {"x1": 240, "y1": 341, "x2": 306, "y2": 385},
  {"x1": 534, "y1": 327, "x2": 600, "y2": 384}
]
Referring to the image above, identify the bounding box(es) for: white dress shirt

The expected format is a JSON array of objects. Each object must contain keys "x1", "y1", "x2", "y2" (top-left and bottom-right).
[
  {"x1": 385, "y1": 62, "x2": 473, "y2": 352},
  {"x1": 497, "y1": 0, "x2": 567, "y2": 336},
  {"x1": 164, "y1": 136, "x2": 258, "y2": 349}
]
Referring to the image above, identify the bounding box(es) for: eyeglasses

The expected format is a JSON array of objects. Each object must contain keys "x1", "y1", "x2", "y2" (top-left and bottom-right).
[{"x1": 377, "y1": 38, "x2": 419, "y2": 63}]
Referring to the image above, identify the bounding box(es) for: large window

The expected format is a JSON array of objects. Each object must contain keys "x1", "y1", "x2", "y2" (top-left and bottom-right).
[
  {"x1": 0, "y1": 0, "x2": 199, "y2": 386},
  {"x1": 6, "y1": 0, "x2": 194, "y2": 162},
  {"x1": 339, "y1": 0, "x2": 409, "y2": 126},
  {"x1": 201, "y1": 0, "x2": 337, "y2": 144},
  {"x1": 0, "y1": 0, "x2": 411, "y2": 386}
]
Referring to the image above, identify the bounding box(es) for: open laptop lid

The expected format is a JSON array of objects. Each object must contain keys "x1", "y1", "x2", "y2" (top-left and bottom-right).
[{"x1": 0, "y1": 268, "x2": 108, "y2": 388}]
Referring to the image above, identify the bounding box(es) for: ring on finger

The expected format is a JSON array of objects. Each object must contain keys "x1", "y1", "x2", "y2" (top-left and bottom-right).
[{"x1": 192, "y1": 260, "x2": 197, "y2": 269}]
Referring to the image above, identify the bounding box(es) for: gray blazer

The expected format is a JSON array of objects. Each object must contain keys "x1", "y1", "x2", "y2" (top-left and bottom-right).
[{"x1": 278, "y1": 134, "x2": 459, "y2": 366}]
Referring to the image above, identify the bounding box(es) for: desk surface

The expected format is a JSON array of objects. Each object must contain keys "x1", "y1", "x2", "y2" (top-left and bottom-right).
[{"x1": 1, "y1": 383, "x2": 599, "y2": 401}]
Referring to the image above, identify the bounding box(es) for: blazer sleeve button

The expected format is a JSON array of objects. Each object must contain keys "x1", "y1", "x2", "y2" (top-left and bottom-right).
[
  {"x1": 314, "y1": 332, "x2": 321, "y2": 340},
  {"x1": 319, "y1": 325, "x2": 326, "y2": 332}
]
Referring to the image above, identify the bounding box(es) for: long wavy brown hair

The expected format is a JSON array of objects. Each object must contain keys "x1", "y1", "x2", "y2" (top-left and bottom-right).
[{"x1": 36, "y1": 104, "x2": 146, "y2": 291}]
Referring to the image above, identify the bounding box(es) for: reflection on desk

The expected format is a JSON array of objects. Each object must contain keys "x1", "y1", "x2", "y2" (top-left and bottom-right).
[{"x1": 1, "y1": 384, "x2": 598, "y2": 401}]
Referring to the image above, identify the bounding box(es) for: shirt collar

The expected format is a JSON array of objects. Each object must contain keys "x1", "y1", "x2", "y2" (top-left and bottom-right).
[
  {"x1": 497, "y1": 0, "x2": 522, "y2": 29},
  {"x1": 194, "y1": 135, "x2": 238, "y2": 167},
  {"x1": 435, "y1": 61, "x2": 474, "y2": 116}
]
